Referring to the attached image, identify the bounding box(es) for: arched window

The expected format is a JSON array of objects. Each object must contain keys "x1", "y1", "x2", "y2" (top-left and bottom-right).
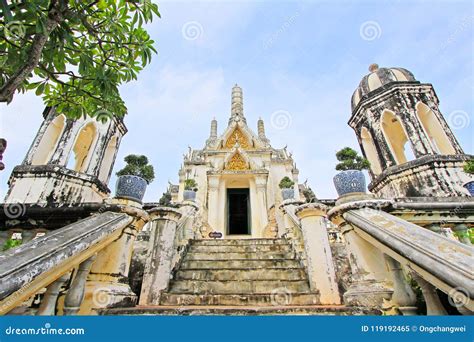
[
  {"x1": 31, "y1": 114, "x2": 66, "y2": 165},
  {"x1": 361, "y1": 127, "x2": 382, "y2": 175},
  {"x1": 381, "y1": 110, "x2": 414, "y2": 165},
  {"x1": 98, "y1": 136, "x2": 118, "y2": 183},
  {"x1": 416, "y1": 102, "x2": 456, "y2": 155},
  {"x1": 67, "y1": 122, "x2": 97, "y2": 172}
]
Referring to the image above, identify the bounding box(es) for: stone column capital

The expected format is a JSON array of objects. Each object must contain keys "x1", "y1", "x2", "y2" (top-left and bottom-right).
[
  {"x1": 103, "y1": 198, "x2": 150, "y2": 229},
  {"x1": 148, "y1": 206, "x2": 182, "y2": 222},
  {"x1": 178, "y1": 201, "x2": 199, "y2": 211},
  {"x1": 278, "y1": 199, "x2": 304, "y2": 211},
  {"x1": 295, "y1": 202, "x2": 328, "y2": 219},
  {"x1": 327, "y1": 198, "x2": 392, "y2": 221}
]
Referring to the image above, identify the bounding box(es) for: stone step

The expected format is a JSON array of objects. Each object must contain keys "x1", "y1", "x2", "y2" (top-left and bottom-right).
[
  {"x1": 181, "y1": 259, "x2": 301, "y2": 269},
  {"x1": 175, "y1": 268, "x2": 307, "y2": 281},
  {"x1": 102, "y1": 305, "x2": 382, "y2": 316},
  {"x1": 159, "y1": 292, "x2": 321, "y2": 306},
  {"x1": 192, "y1": 238, "x2": 287, "y2": 246},
  {"x1": 185, "y1": 251, "x2": 294, "y2": 261},
  {"x1": 169, "y1": 280, "x2": 310, "y2": 294},
  {"x1": 189, "y1": 244, "x2": 292, "y2": 253}
]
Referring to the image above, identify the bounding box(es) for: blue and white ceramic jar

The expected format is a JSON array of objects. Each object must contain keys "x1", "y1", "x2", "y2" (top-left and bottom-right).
[
  {"x1": 464, "y1": 181, "x2": 474, "y2": 196},
  {"x1": 115, "y1": 175, "x2": 148, "y2": 203},
  {"x1": 183, "y1": 190, "x2": 197, "y2": 201},
  {"x1": 333, "y1": 170, "x2": 366, "y2": 196},
  {"x1": 281, "y1": 188, "x2": 295, "y2": 200}
]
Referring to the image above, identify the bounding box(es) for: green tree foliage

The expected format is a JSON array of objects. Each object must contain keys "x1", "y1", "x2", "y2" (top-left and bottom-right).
[
  {"x1": 0, "y1": 0, "x2": 159, "y2": 120},
  {"x1": 2, "y1": 238, "x2": 22, "y2": 251},
  {"x1": 302, "y1": 187, "x2": 316, "y2": 203},
  {"x1": 158, "y1": 191, "x2": 171, "y2": 206},
  {"x1": 464, "y1": 160, "x2": 474, "y2": 174},
  {"x1": 335, "y1": 147, "x2": 370, "y2": 171},
  {"x1": 116, "y1": 154, "x2": 155, "y2": 184},
  {"x1": 184, "y1": 179, "x2": 198, "y2": 191},
  {"x1": 279, "y1": 176, "x2": 295, "y2": 189}
]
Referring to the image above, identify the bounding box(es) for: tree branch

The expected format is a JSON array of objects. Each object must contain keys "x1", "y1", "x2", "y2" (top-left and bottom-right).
[{"x1": 0, "y1": 0, "x2": 66, "y2": 103}]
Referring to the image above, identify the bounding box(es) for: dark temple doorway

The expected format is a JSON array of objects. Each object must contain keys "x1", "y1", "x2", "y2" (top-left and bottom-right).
[{"x1": 227, "y1": 188, "x2": 250, "y2": 235}]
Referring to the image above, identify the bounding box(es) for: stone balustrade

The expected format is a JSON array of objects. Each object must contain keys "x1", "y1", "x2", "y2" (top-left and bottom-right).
[{"x1": 0, "y1": 200, "x2": 149, "y2": 315}]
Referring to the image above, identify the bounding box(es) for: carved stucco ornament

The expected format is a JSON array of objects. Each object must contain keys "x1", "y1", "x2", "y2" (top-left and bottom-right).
[
  {"x1": 224, "y1": 127, "x2": 250, "y2": 149},
  {"x1": 225, "y1": 152, "x2": 249, "y2": 170}
]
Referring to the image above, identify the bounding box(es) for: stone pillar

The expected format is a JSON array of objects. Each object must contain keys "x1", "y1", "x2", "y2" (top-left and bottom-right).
[
  {"x1": 78, "y1": 199, "x2": 149, "y2": 314},
  {"x1": 255, "y1": 175, "x2": 269, "y2": 237},
  {"x1": 411, "y1": 273, "x2": 447, "y2": 315},
  {"x1": 336, "y1": 218, "x2": 392, "y2": 307},
  {"x1": 384, "y1": 255, "x2": 417, "y2": 315},
  {"x1": 176, "y1": 201, "x2": 199, "y2": 245},
  {"x1": 295, "y1": 203, "x2": 340, "y2": 304},
  {"x1": 37, "y1": 273, "x2": 70, "y2": 315},
  {"x1": 64, "y1": 256, "x2": 97, "y2": 315},
  {"x1": 327, "y1": 194, "x2": 393, "y2": 308},
  {"x1": 279, "y1": 200, "x2": 306, "y2": 262},
  {"x1": 207, "y1": 175, "x2": 220, "y2": 233},
  {"x1": 139, "y1": 207, "x2": 182, "y2": 305}
]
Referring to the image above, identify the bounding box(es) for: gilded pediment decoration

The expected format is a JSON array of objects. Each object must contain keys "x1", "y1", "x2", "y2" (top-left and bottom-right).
[
  {"x1": 224, "y1": 127, "x2": 250, "y2": 149},
  {"x1": 225, "y1": 152, "x2": 249, "y2": 170}
]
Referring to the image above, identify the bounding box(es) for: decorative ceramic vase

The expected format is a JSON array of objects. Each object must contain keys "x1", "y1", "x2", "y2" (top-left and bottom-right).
[
  {"x1": 281, "y1": 188, "x2": 295, "y2": 200},
  {"x1": 115, "y1": 175, "x2": 148, "y2": 202},
  {"x1": 333, "y1": 170, "x2": 366, "y2": 196},
  {"x1": 183, "y1": 190, "x2": 197, "y2": 201},
  {"x1": 464, "y1": 181, "x2": 474, "y2": 196}
]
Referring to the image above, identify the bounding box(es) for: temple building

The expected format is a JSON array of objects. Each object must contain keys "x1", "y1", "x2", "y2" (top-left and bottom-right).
[
  {"x1": 0, "y1": 65, "x2": 472, "y2": 316},
  {"x1": 175, "y1": 84, "x2": 300, "y2": 239}
]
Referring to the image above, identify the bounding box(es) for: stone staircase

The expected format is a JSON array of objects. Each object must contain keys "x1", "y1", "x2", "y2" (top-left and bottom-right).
[
  {"x1": 160, "y1": 238, "x2": 320, "y2": 307},
  {"x1": 103, "y1": 238, "x2": 380, "y2": 315}
]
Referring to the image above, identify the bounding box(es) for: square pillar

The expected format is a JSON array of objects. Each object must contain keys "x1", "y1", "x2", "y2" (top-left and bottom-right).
[
  {"x1": 139, "y1": 207, "x2": 182, "y2": 305},
  {"x1": 295, "y1": 203, "x2": 340, "y2": 304},
  {"x1": 78, "y1": 200, "x2": 149, "y2": 314}
]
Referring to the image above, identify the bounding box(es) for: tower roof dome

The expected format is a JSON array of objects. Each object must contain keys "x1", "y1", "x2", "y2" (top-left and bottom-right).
[{"x1": 351, "y1": 64, "x2": 417, "y2": 111}]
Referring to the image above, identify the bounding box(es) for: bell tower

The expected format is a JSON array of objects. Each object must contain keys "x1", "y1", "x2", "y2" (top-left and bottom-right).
[
  {"x1": 5, "y1": 107, "x2": 127, "y2": 204},
  {"x1": 349, "y1": 64, "x2": 472, "y2": 198}
]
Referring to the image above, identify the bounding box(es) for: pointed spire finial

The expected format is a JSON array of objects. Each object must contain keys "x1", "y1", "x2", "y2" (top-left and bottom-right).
[
  {"x1": 210, "y1": 118, "x2": 217, "y2": 138},
  {"x1": 230, "y1": 84, "x2": 246, "y2": 124}
]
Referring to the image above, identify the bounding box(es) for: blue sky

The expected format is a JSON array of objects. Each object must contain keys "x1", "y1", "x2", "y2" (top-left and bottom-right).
[{"x1": 1, "y1": 0, "x2": 472, "y2": 201}]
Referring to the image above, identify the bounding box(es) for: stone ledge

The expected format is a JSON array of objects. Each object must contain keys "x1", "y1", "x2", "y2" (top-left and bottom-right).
[
  {"x1": 147, "y1": 206, "x2": 182, "y2": 222},
  {"x1": 8, "y1": 164, "x2": 110, "y2": 194},
  {"x1": 368, "y1": 154, "x2": 473, "y2": 192}
]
